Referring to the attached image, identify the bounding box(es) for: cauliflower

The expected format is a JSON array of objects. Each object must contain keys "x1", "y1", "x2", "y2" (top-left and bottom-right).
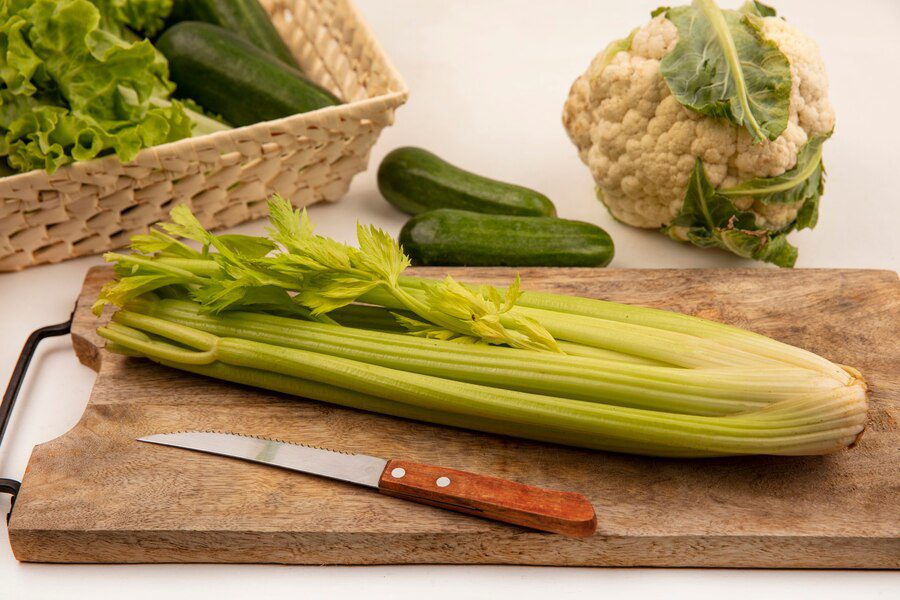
[{"x1": 563, "y1": 0, "x2": 834, "y2": 266}]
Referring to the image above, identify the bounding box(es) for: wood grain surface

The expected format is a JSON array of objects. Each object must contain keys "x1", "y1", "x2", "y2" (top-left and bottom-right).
[{"x1": 8, "y1": 266, "x2": 900, "y2": 567}]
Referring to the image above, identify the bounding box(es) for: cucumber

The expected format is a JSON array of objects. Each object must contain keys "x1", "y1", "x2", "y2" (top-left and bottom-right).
[
  {"x1": 399, "y1": 209, "x2": 614, "y2": 267},
  {"x1": 378, "y1": 147, "x2": 556, "y2": 217},
  {"x1": 168, "y1": 0, "x2": 300, "y2": 69},
  {"x1": 156, "y1": 22, "x2": 341, "y2": 127}
]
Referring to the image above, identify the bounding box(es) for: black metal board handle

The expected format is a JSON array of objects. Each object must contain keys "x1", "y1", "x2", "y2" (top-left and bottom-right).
[{"x1": 1, "y1": 315, "x2": 73, "y2": 522}]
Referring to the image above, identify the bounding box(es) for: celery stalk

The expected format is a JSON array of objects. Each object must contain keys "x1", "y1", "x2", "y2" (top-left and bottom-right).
[
  {"x1": 92, "y1": 196, "x2": 869, "y2": 458},
  {"x1": 97, "y1": 318, "x2": 867, "y2": 457},
  {"x1": 120, "y1": 300, "x2": 842, "y2": 416}
]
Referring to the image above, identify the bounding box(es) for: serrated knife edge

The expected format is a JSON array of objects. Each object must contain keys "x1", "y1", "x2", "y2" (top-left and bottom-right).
[{"x1": 138, "y1": 431, "x2": 387, "y2": 488}]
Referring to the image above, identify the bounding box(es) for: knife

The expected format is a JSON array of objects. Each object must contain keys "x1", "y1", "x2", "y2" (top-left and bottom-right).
[{"x1": 138, "y1": 431, "x2": 597, "y2": 537}]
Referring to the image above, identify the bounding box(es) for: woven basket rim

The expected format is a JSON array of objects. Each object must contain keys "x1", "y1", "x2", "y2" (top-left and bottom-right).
[
  {"x1": 0, "y1": 0, "x2": 409, "y2": 197},
  {"x1": 0, "y1": 93, "x2": 408, "y2": 195},
  {"x1": 0, "y1": 89, "x2": 408, "y2": 197}
]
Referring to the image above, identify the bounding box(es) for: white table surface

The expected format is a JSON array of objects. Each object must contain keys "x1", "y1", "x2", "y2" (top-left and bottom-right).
[{"x1": 1, "y1": 1, "x2": 897, "y2": 597}]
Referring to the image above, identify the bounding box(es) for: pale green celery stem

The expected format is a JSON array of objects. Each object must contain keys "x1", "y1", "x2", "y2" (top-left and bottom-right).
[
  {"x1": 155, "y1": 258, "x2": 223, "y2": 278},
  {"x1": 100, "y1": 312, "x2": 867, "y2": 455},
  {"x1": 127, "y1": 258, "x2": 752, "y2": 369},
  {"x1": 513, "y1": 297, "x2": 851, "y2": 383},
  {"x1": 105, "y1": 321, "x2": 152, "y2": 342},
  {"x1": 98, "y1": 326, "x2": 216, "y2": 364},
  {"x1": 365, "y1": 286, "x2": 776, "y2": 369},
  {"x1": 151, "y1": 99, "x2": 232, "y2": 136},
  {"x1": 320, "y1": 301, "x2": 661, "y2": 366},
  {"x1": 360, "y1": 286, "x2": 669, "y2": 365},
  {"x1": 337, "y1": 301, "x2": 664, "y2": 366},
  {"x1": 115, "y1": 260, "x2": 842, "y2": 378},
  {"x1": 106, "y1": 319, "x2": 701, "y2": 456},
  {"x1": 216, "y1": 339, "x2": 861, "y2": 441},
  {"x1": 515, "y1": 307, "x2": 782, "y2": 369},
  {"x1": 134, "y1": 299, "x2": 732, "y2": 383},
  {"x1": 108, "y1": 330, "x2": 866, "y2": 455},
  {"x1": 142, "y1": 297, "x2": 836, "y2": 398},
  {"x1": 105, "y1": 253, "x2": 208, "y2": 283},
  {"x1": 150, "y1": 359, "x2": 724, "y2": 458},
  {"x1": 125, "y1": 314, "x2": 761, "y2": 415},
  {"x1": 126, "y1": 258, "x2": 846, "y2": 380},
  {"x1": 398, "y1": 277, "x2": 851, "y2": 383},
  {"x1": 131, "y1": 303, "x2": 844, "y2": 416},
  {"x1": 554, "y1": 342, "x2": 666, "y2": 366},
  {"x1": 112, "y1": 311, "x2": 218, "y2": 350}
]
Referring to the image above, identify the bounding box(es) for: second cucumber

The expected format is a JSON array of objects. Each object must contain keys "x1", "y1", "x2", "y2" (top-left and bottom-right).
[
  {"x1": 400, "y1": 209, "x2": 614, "y2": 267},
  {"x1": 378, "y1": 147, "x2": 556, "y2": 216},
  {"x1": 167, "y1": 0, "x2": 301, "y2": 69},
  {"x1": 157, "y1": 22, "x2": 341, "y2": 128}
]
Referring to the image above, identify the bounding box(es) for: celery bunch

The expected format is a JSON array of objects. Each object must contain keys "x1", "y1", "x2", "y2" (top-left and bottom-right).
[{"x1": 94, "y1": 196, "x2": 868, "y2": 457}]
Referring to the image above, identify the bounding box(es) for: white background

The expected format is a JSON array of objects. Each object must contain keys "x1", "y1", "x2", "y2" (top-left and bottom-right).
[{"x1": 1, "y1": 0, "x2": 898, "y2": 597}]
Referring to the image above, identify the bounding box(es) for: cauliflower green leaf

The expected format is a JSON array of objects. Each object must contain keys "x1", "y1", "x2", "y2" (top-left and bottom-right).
[
  {"x1": 592, "y1": 28, "x2": 639, "y2": 76},
  {"x1": 658, "y1": 0, "x2": 791, "y2": 142},
  {"x1": 665, "y1": 159, "x2": 800, "y2": 267},
  {"x1": 740, "y1": 1, "x2": 777, "y2": 17},
  {"x1": 719, "y1": 133, "x2": 829, "y2": 213}
]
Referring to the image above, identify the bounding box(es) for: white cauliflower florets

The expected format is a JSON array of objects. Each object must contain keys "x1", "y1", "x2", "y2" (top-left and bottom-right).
[{"x1": 563, "y1": 14, "x2": 835, "y2": 231}]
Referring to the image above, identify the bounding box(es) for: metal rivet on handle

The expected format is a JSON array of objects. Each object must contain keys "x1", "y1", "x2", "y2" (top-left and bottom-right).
[
  {"x1": 435, "y1": 476, "x2": 451, "y2": 488},
  {"x1": 391, "y1": 467, "x2": 406, "y2": 478}
]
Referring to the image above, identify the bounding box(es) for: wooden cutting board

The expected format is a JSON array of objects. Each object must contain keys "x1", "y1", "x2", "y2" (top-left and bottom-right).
[{"x1": 8, "y1": 266, "x2": 899, "y2": 567}]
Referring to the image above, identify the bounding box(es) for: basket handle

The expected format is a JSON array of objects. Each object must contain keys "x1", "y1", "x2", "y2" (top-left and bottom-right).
[{"x1": 1, "y1": 314, "x2": 73, "y2": 523}]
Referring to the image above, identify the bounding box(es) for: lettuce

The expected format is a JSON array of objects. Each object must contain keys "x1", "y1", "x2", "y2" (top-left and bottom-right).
[
  {"x1": 0, "y1": 0, "x2": 191, "y2": 174},
  {"x1": 89, "y1": 0, "x2": 174, "y2": 37}
]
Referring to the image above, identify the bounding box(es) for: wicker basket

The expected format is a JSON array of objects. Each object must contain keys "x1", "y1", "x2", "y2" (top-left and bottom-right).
[{"x1": 0, "y1": 0, "x2": 407, "y2": 271}]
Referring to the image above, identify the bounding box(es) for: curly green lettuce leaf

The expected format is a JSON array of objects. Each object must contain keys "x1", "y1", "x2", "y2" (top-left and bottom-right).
[
  {"x1": 26, "y1": 0, "x2": 174, "y2": 123},
  {"x1": 0, "y1": 90, "x2": 192, "y2": 173},
  {"x1": 659, "y1": 0, "x2": 791, "y2": 142},
  {"x1": 0, "y1": 0, "x2": 191, "y2": 174},
  {"x1": 89, "y1": 0, "x2": 173, "y2": 38},
  {"x1": 664, "y1": 159, "x2": 800, "y2": 267}
]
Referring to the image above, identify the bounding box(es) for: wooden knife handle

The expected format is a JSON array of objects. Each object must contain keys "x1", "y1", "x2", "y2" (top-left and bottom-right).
[{"x1": 378, "y1": 459, "x2": 597, "y2": 537}]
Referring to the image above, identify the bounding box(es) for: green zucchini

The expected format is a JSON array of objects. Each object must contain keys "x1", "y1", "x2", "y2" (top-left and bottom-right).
[
  {"x1": 156, "y1": 22, "x2": 341, "y2": 127},
  {"x1": 378, "y1": 147, "x2": 557, "y2": 217},
  {"x1": 399, "y1": 209, "x2": 614, "y2": 267},
  {"x1": 168, "y1": 0, "x2": 300, "y2": 69}
]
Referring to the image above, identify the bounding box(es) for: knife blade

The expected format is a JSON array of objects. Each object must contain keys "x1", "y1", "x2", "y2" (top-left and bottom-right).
[{"x1": 138, "y1": 431, "x2": 597, "y2": 537}]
